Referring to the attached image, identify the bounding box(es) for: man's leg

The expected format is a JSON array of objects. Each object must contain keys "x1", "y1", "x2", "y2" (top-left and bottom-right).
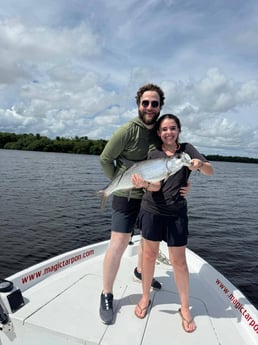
[
  {"x1": 100, "y1": 231, "x2": 131, "y2": 324},
  {"x1": 103, "y1": 232, "x2": 131, "y2": 293}
]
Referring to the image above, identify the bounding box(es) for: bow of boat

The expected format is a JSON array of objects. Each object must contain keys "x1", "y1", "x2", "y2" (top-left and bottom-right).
[{"x1": 0, "y1": 236, "x2": 257, "y2": 345}]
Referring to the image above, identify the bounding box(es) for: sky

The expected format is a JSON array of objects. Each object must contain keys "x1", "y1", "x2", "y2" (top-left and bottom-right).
[{"x1": 0, "y1": 0, "x2": 258, "y2": 158}]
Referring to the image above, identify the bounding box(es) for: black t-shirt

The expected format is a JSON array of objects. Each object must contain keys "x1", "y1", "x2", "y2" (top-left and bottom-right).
[{"x1": 141, "y1": 143, "x2": 207, "y2": 216}]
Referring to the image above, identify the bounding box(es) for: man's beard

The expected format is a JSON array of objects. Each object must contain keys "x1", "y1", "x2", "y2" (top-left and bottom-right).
[{"x1": 139, "y1": 110, "x2": 160, "y2": 126}]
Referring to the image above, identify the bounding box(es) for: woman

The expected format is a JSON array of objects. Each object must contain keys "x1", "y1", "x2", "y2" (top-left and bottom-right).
[{"x1": 131, "y1": 114, "x2": 214, "y2": 333}]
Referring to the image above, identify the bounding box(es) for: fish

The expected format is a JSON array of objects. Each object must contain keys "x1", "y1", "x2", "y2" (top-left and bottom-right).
[{"x1": 97, "y1": 152, "x2": 192, "y2": 208}]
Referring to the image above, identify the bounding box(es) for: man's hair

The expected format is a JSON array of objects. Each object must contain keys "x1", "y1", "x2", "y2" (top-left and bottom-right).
[{"x1": 135, "y1": 83, "x2": 165, "y2": 108}]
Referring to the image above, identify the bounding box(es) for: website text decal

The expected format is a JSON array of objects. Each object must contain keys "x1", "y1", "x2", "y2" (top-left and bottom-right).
[
  {"x1": 216, "y1": 278, "x2": 258, "y2": 334},
  {"x1": 21, "y1": 248, "x2": 95, "y2": 285}
]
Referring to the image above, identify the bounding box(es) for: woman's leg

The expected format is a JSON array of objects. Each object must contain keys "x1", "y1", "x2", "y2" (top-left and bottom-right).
[
  {"x1": 135, "y1": 239, "x2": 159, "y2": 318},
  {"x1": 168, "y1": 246, "x2": 196, "y2": 332}
]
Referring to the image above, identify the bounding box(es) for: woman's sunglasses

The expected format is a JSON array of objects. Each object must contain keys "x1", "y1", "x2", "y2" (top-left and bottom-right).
[{"x1": 141, "y1": 100, "x2": 160, "y2": 108}]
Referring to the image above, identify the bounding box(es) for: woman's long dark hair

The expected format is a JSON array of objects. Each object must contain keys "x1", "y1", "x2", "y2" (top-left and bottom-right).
[{"x1": 156, "y1": 114, "x2": 181, "y2": 145}]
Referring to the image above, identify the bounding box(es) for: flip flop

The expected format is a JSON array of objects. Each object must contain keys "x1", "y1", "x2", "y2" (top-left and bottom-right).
[
  {"x1": 134, "y1": 300, "x2": 151, "y2": 319},
  {"x1": 178, "y1": 308, "x2": 196, "y2": 333}
]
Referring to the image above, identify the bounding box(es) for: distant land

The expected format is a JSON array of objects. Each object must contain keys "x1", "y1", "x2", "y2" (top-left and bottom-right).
[
  {"x1": 202, "y1": 154, "x2": 258, "y2": 164},
  {"x1": 0, "y1": 131, "x2": 257, "y2": 163}
]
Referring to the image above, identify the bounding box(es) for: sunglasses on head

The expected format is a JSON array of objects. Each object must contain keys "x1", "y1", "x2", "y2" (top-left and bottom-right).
[{"x1": 141, "y1": 100, "x2": 160, "y2": 108}]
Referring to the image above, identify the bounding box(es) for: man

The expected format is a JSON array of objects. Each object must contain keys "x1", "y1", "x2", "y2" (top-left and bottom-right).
[{"x1": 99, "y1": 83, "x2": 165, "y2": 325}]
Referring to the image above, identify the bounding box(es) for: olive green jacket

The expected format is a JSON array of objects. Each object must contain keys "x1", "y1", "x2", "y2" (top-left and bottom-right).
[{"x1": 100, "y1": 117, "x2": 160, "y2": 199}]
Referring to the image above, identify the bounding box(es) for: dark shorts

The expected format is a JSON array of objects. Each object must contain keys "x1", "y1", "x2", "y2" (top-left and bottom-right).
[
  {"x1": 138, "y1": 208, "x2": 188, "y2": 247},
  {"x1": 111, "y1": 195, "x2": 141, "y2": 234}
]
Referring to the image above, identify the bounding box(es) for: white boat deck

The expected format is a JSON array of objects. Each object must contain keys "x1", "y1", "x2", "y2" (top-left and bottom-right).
[{"x1": 1, "y1": 237, "x2": 257, "y2": 345}]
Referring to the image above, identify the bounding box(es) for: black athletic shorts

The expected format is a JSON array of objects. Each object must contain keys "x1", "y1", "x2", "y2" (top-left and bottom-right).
[
  {"x1": 138, "y1": 208, "x2": 188, "y2": 247},
  {"x1": 111, "y1": 195, "x2": 141, "y2": 234}
]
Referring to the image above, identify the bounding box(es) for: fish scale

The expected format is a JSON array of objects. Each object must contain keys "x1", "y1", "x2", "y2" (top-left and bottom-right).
[{"x1": 97, "y1": 152, "x2": 192, "y2": 207}]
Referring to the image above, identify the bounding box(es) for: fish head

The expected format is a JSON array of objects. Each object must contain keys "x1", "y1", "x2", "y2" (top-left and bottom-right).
[
  {"x1": 166, "y1": 152, "x2": 192, "y2": 174},
  {"x1": 179, "y1": 152, "x2": 192, "y2": 167}
]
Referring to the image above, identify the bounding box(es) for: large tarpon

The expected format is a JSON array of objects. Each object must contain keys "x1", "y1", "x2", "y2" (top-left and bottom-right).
[{"x1": 97, "y1": 152, "x2": 192, "y2": 208}]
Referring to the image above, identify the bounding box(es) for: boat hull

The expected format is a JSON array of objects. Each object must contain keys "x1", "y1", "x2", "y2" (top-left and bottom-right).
[{"x1": 1, "y1": 236, "x2": 258, "y2": 344}]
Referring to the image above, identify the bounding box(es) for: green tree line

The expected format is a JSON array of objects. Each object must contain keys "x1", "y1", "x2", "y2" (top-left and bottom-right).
[
  {"x1": 205, "y1": 154, "x2": 258, "y2": 164},
  {"x1": 0, "y1": 132, "x2": 107, "y2": 155},
  {"x1": 0, "y1": 132, "x2": 257, "y2": 163}
]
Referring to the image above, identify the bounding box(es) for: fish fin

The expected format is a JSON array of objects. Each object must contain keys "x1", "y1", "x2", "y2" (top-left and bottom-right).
[
  {"x1": 96, "y1": 190, "x2": 108, "y2": 209},
  {"x1": 127, "y1": 190, "x2": 132, "y2": 201}
]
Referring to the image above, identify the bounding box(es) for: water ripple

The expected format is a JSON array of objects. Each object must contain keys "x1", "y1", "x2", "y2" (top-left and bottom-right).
[{"x1": 0, "y1": 150, "x2": 257, "y2": 308}]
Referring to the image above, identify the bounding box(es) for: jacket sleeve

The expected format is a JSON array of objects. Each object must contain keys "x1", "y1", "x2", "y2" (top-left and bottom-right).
[{"x1": 100, "y1": 126, "x2": 128, "y2": 179}]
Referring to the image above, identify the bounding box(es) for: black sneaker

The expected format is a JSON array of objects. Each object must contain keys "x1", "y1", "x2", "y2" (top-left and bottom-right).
[
  {"x1": 134, "y1": 267, "x2": 162, "y2": 290},
  {"x1": 99, "y1": 292, "x2": 114, "y2": 325}
]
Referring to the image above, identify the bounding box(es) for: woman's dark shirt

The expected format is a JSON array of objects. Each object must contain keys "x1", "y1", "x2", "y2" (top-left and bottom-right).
[{"x1": 140, "y1": 143, "x2": 207, "y2": 216}]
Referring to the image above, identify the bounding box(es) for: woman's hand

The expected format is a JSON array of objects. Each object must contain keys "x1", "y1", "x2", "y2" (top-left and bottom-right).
[
  {"x1": 180, "y1": 180, "x2": 190, "y2": 198},
  {"x1": 131, "y1": 174, "x2": 145, "y2": 189},
  {"x1": 131, "y1": 174, "x2": 161, "y2": 191},
  {"x1": 189, "y1": 159, "x2": 214, "y2": 176},
  {"x1": 189, "y1": 159, "x2": 203, "y2": 171}
]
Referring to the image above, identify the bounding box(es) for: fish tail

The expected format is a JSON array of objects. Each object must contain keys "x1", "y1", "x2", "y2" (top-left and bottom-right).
[{"x1": 96, "y1": 190, "x2": 109, "y2": 209}]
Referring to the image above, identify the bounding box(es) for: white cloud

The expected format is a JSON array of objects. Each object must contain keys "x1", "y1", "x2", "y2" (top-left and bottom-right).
[{"x1": 0, "y1": 0, "x2": 257, "y2": 157}]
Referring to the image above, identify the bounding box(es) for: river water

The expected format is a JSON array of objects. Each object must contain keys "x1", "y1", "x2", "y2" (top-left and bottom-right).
[{"x1": 0, "y1": 149, "x2": 257, "y2": 308}]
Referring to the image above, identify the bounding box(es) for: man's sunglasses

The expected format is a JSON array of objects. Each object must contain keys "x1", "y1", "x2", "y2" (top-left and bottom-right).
[{"x1": 141, "y1": 100, "x2": 160, "y2": 108}]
